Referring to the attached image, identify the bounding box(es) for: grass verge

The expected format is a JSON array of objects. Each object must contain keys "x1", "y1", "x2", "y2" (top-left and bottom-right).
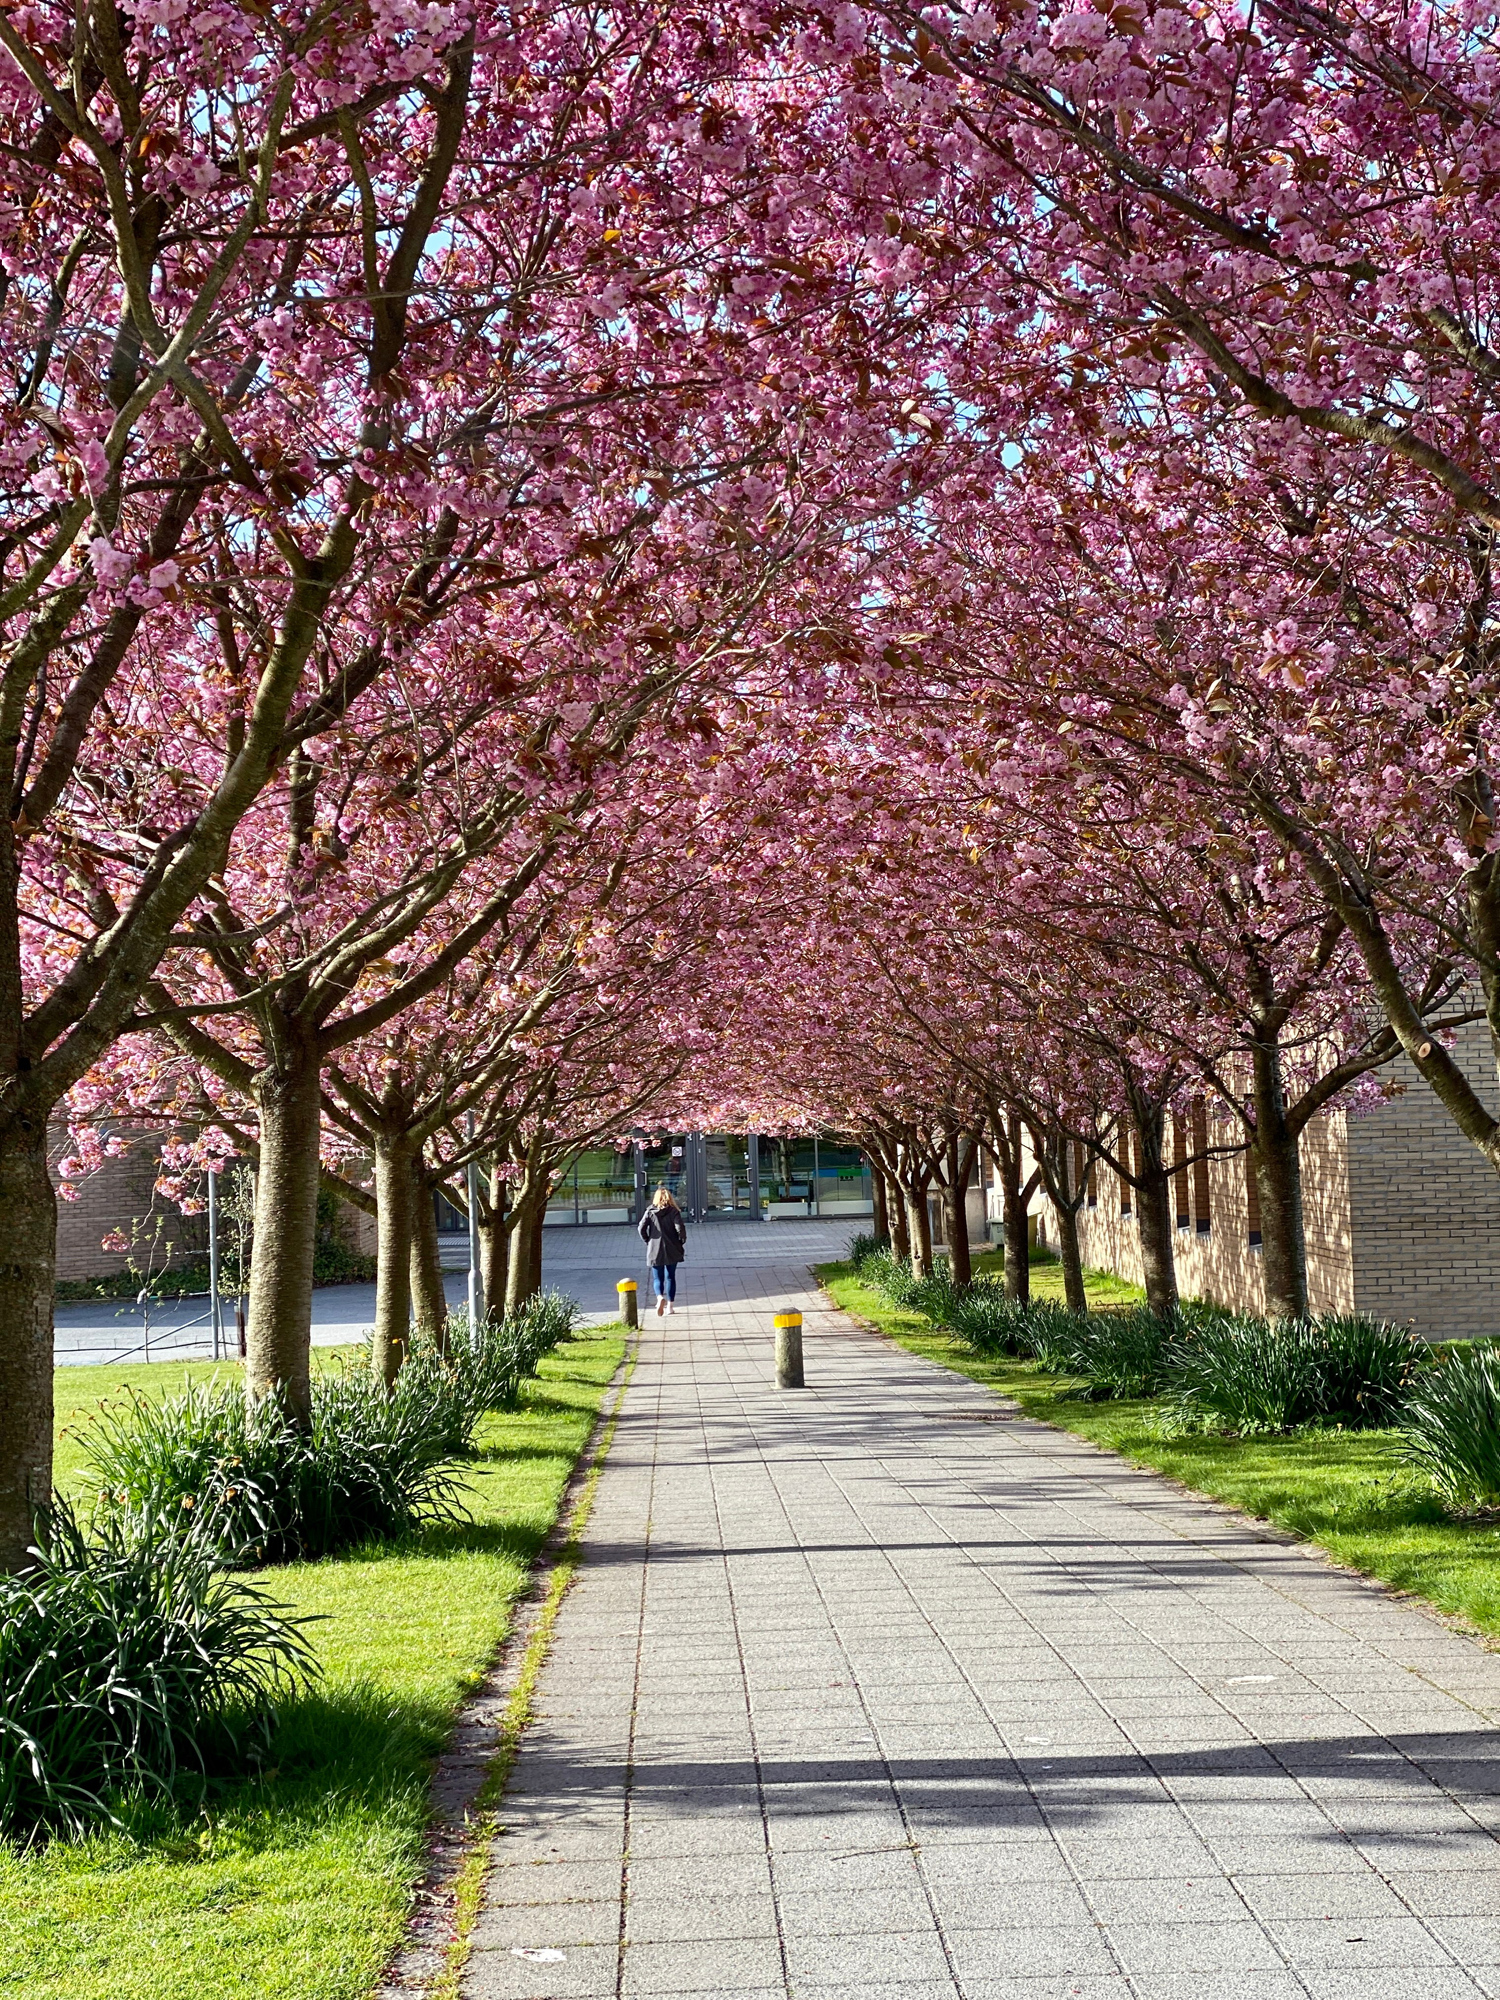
[
  {"x1": 820, "y1": 1263, "x2": 1500, "y2": 1644},
  {"x1": 3, "y1": 1330, "x2": 627, "y2": 2000},
  {"x1": 969, "y1": 1244, "x2": 1145, "y2": 1307}
]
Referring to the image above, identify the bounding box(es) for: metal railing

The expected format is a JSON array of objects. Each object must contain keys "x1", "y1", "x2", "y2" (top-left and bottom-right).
[{"x1": 55, "y1": 1292, "x2": 246, "y2": 1368}]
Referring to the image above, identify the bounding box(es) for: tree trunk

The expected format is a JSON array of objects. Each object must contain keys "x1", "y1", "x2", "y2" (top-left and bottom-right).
[
  {"x1": 1127, "y1": 1103, "x2": 1178, "y2": 1317},
  {"x1": 870, "y1": 1162, "x2": 889, "y2": 1244},
  {"x1": 479, "y1": 1167, "x2": 507, "y2": 1324},
  {"x1": 372, "y1": 1135, "x2": 415, "y2": 1386},
  {"x1": 987, "y1": 1111, "x2": 1036, "y2": 1305},
  {"x1": 1032, "y1": 1126, "x2": 1089, "y2": 1315},
  {"x1": 409, "y1": 1172, "x2": 448, "y2": 1351},
  {"x1": 1001, "y1": 1179, "x2": 1031, "y2": 1304},
  {"x1": 0, "y1": 1118, "x2": 56, "y2": 1571},
  {"x1": 246, "y1": 1035, "x2": 322, "y2": 1423},
  {"x1": 906, "y1": 1186, "x2": 934, "y2": 1277},
  {"x1": 1135, "y1": 1168, "x2": 1179, "y2": 1316},
  {"x1": 1251, "y1": 1038, "x2": 1309, "y2": 1319},
  {"x1": 505, "y1": 1181, "x2": 546, "y2": 1312},
  {"x1": 888, "y1": 1182, "x2": 911, "y2": 1263},
  {"x1": 1053, "y1": 1196, "x2": 1088, "y2": 1315},
  {"x1": 942, "y1": 1176, "x2": 972, "y2": 1288}
]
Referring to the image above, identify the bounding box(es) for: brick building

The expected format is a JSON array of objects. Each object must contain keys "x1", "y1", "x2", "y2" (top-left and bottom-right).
[
  {"x1": 1008, "y1": 1021, "x2": 1500, "y2": 1340},
  {"x1": 49, "y1": 1124, "x2": 207, "y2": 1283}
]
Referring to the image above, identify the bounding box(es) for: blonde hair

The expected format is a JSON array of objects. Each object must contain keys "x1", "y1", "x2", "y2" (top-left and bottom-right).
[{"x1": 653, "y1": 1186, "x2": 679, "y2": 1209}]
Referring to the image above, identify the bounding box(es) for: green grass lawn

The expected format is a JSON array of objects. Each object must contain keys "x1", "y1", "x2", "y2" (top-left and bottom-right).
[
  {"x1": 3, "y1": 1331, "x2": 627, "y2": 2000},
  {"x1": 820, "y1": 1263, "x2": 1500, "y2": 1643},
  {"x1": 970, "y1": 1244, "x2": 1146, "y2": 1308}
]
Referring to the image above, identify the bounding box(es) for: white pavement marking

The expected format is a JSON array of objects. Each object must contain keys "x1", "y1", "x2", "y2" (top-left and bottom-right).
[{"x1": 463, "y1": 1224, "x2": 1500, "y2": 1998}]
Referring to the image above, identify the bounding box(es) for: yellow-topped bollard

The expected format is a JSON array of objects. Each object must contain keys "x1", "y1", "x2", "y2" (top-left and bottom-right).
[
  {"x1": 617, "y1": 1278, "x2": 638, "y2": 1329},
  {"x1": 774, "y1": 1308, "x2": 804, "y2": 1389}
]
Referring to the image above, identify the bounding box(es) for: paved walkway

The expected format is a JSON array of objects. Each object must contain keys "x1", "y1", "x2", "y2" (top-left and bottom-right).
[{"x1": 464, "y1": 1222, "x2": 1500, "y2": 2000}]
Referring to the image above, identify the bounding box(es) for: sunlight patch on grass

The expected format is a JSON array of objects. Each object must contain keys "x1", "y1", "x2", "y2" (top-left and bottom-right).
[
  {"x1": 969, "y1": 1245, "x2": 1145, "y2": 1308},
  {"x1": 3, "y1": 1333, "x2": 626, "y2": 2000}
]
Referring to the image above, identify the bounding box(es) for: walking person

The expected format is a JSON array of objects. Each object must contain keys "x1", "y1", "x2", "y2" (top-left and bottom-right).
[{"x1": 639, "y1": 1186, "x2": 687, "y2": 1317}]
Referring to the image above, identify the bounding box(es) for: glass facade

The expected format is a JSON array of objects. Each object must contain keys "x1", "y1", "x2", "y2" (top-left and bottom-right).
[
  {"x1": 544, "y1": 1143, "x2": 638, "y2": 1225},
  {"x1": 532, "y1": 1131, "x2": 875, "y2": 1226},
  {"x1": 757, "y1": 1134, "x2": 872, "y2": 1217}
]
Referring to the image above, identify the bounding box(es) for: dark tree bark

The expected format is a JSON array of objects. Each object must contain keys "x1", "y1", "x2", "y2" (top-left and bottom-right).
[
  {"x1": 940, "y1": 1177, "x2": 971, "y2": 1287},
  {"x1": 888, "y1": 1185, "x2": 912, "y2": 1263},
  {"x1": 1053, "y1": 1195, "x2": 1087, "y2": 1315},
  {"x1": 907, "y1": 1187, "x2": 934, "y2": 1277},
  {"x1": 1001, "y1": 1178, "x2": 1030, "y2": 1303},
  {"x1": 246, "y1": 1034, "x2": 323, "y2": 1423},
  {"x1": 934, "y1": 1126, "x2": 983, "y2": 1288},
  {"x1": 1249, "y1": 1037, "x2": 1309, "y2": 1320},
  {"x1": 504, "y1": 1176, "x2": 548, "y2": 1312},
  {"x1": 478, "y1": 1163, "x2": 508, "y2": 1322},
  {"x1": 0, "y1": 1120, "x2": 55, "y2": 1570},
  {"x1": 1129, "y1": 1100, "x2": 1180, "y2": 1317},
  {"x1": 372, "y1": 1133, "x2": 416, "y2": 1386},
  {"x1": 869, "y1": 1160, "x2": 889, "y2": 1243},
  {"x1": 1030, "y1": 1124, "x2": 1089, "y2": 1314},
  {"x1": 865, "y1": 1132, "x2": 909, "y2": 1259},
  {"x1": 410, "y1": 1169, "x2": 448, "y2": 1351},
  {"x1": 987, "y1": 1109, "x2": 1039, "y2": 1305}
]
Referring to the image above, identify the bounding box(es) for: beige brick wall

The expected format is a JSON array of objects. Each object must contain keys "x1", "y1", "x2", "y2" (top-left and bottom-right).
[
  {"x1": 1015, "y1": 1023, "x2": 1500, "y2": 1336},
  {"x1": 1026, "y1": 1109, "x2": 1355, "y2": 1317},
  {"x1": 1346, "y1": 1022, "x2": 1500, "y2": 1339}
]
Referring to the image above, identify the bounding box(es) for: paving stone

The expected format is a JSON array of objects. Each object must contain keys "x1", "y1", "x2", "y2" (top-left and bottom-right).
[
  {"x1": 473, "y1": 1903, "x2": 621, "y2": 1952},
  {"x1": 1235, "y1": 1871, "x2": 1414, "y2": 1921},
  {"x1": 620, "y1": 1936, "x2": 785, "y2": 1994},
  {"x1": 1387, "y1": 1871, "x2": 1500, "y2": 1918},
  {"x1": 465, "y1": 1939, "x2": 617, "y2": 1997},
  {"x1": 1100, "y1": 1918, "x2": 1288, "y2": 1974},
  {"x1": 1123, "y1": 1978, "x2": 1310, "y2": 2000},
  {"x1": 457, "y1": 1221, "x2": 1500, "y2": 2000},
  {"x1": 786, "y1": 1985, "x2": 960, "y2": 2000},
  {"x1": 774, "y1": 1886, "x2": 934, "y2": 1936},
  {"x1": 944, "y1": 1925, "x2": 1119, "y2": 1980},
  {"x1": 1297, "y1": 1973, "x2": 1489, "y2": 1999},
  {"x1": 781, "y1": 1927, "x2": 954, "y2": 1985},
  {"x1": 623, "y1": 1890, "x2": 778, "y2": 1943}
]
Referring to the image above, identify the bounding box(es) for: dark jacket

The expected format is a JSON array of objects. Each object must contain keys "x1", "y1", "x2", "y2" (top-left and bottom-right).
[{"x1": 638, "y1": 1203, "x2": 687, "y2": 1267}]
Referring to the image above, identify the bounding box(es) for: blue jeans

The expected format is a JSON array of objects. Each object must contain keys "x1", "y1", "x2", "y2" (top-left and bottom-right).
[{"x1": 651, "y1": 1265, "x2": 677, "y2": 1302}]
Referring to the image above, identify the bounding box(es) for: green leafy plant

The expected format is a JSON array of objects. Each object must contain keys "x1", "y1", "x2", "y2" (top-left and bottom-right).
[
  {"x1": 81, "y1": 1372, "x2": 466, "y2": 1565},
  {"x1": 857, "y1": 1248, "x2": 927, "y2": 1307},
  {"x1": 1026, "y1": 1304, "x2": 1181, "y2": 1399},
  {"x1": 0, "y1": 1502, "x2": 316, "y2": 1844},
  {"x1": 79, "y1": 1291, "x2": 584, "y2": 1563},
  {"x1": 397, "y1": 1300, "x2": 563, "y2": 1457},
  {"x1": 905, "y1": 1266, "x2": 962, "y2": 1323},
  {"x1": 501, "y1": 1289, "x2": 582, "y2": 1374},
  {"x1": 1398, "y1": 1343, "x2": 1500, "y2": 1507},
  {"x1": 1165, "y1": 1314, "x2": 1420, "y2": 1436},
  {"x1": 845, "y1": 1230, "x2": 888, "y2": 1271},
  {"x1": 942, "y1": 1280, "x2": 1037, "y2": 1356}
]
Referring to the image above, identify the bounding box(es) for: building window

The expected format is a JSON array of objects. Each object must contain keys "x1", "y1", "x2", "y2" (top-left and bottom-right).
[
  {"x1": 1120, "y1": 1130, "x2": 1133, "y2": 1217},
  {"x1": 1191, "y1": 1099, "x2": 1211, "y2": 1235},
  {"x1": 1086, "y1": 1154, "x2": 1097, "y2": 1208},
  {"x1": 1246, "y1": 1149, "x2": 1262, "y2": 1248},
  {"x1": 1172, "y1": 1113, "x2": 1190, "y2": 1230}
]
